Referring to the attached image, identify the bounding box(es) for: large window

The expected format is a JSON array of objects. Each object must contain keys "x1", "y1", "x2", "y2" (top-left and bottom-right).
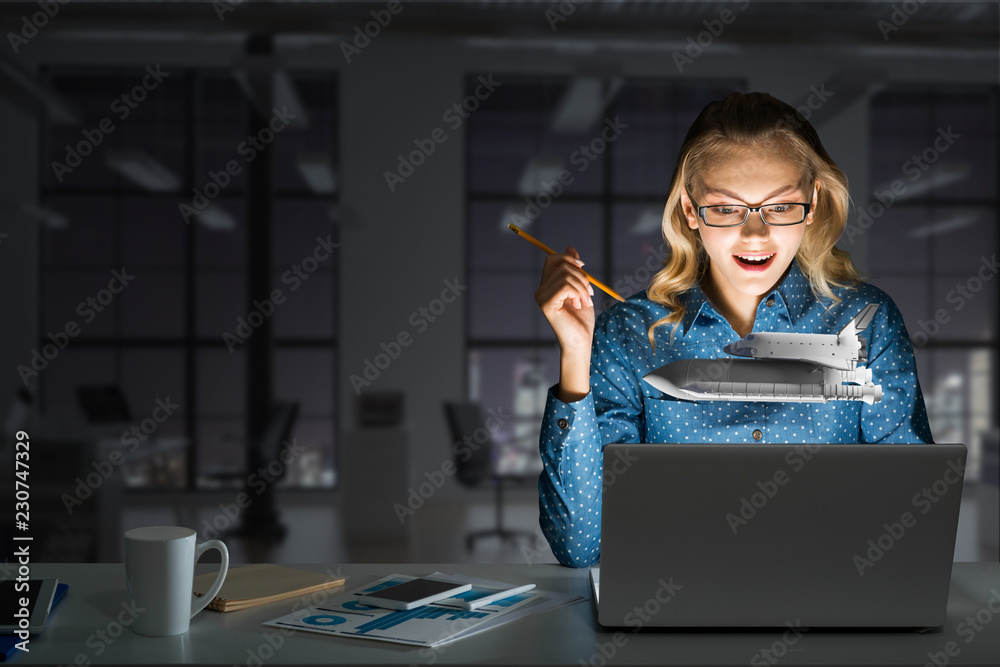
[
  {"x1": 40, "y1": 67, "x2": 339, "y2": 489},
  {"x1": 464, "y1": 75, "x2": 742, "y2": 471},
  {"x1": 867, "y1": 85, "x2": 998, "y2": 477}
]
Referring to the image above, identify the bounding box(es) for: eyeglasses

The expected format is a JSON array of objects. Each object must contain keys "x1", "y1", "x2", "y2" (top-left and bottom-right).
[{"x1": 689, "y1": 197, "x2": 811, "y2": 227}]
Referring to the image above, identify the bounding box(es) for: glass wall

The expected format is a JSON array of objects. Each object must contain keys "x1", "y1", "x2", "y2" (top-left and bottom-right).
[
  {"x1": 40, "y1": 67, "x2": 339, "y2": 489},
  {"x1": 867, "y1": 85, "x2": 998, "y2": 478}
]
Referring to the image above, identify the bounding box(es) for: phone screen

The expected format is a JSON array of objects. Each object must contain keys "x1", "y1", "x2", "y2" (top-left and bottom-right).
[
  {"x1": 1, "y1": 580, "x2": 42, "y2": 621},
  {"x1": 364, "y1": 579, "x2": 461, "y2": 602}
]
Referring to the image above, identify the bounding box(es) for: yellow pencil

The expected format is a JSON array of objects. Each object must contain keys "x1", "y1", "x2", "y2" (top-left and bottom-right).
[{"x1": 508, "y1": 223, "x2": 626, "y2": 303}]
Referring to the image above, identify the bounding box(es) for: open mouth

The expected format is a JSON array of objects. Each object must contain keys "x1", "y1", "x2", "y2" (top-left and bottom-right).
[{"x1": 733, "y1": 253, "x2": 776, "y2": 272}]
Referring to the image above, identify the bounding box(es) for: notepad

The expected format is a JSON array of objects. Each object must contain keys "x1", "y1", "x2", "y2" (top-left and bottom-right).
[{"x1": 192, "y1": 564, "x2": 346, "y2": 612}]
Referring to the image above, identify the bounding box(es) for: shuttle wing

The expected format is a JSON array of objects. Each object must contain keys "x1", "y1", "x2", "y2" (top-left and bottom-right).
[
  {"x1": 643, "y1": 358, "x2": 882, "y2": 404},
  {"x1": 643, "y1": 304, "x2": 884, "y2": 403}
]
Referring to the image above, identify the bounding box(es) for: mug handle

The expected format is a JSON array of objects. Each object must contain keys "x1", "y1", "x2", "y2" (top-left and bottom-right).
[{"x1": 191, "y1": 540, "x2": 229, "y2": 619}]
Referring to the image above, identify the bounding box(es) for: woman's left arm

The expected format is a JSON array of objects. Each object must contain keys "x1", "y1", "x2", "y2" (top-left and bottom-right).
[{"x1": 859, "y1": 292, "x2": 934, "y2": 444}]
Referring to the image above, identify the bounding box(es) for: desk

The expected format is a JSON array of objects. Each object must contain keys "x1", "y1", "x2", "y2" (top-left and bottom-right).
[{"x1": 11, "y1": 562, "x2": 1000, "y2": 666}]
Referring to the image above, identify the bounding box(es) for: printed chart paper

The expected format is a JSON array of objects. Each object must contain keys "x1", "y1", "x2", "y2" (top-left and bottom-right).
[{"x1": 263, "y1": 572, "x2": 584, "y2": 647}]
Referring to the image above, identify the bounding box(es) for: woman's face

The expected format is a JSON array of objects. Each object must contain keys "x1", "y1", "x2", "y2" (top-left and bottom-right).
[{"x1": 680, "y1": 153, "x2": 817, "y2": 305}]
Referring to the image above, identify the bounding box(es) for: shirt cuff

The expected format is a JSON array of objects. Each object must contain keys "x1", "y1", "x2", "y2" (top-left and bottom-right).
[{"x1": 543, "y1": 383, "x2": 595, "y2": 438}]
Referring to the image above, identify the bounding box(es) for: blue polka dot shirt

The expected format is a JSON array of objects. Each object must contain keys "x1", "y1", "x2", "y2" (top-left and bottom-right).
[{"x1": 537, "y1": 259, "x2": 934, "y2": 568}]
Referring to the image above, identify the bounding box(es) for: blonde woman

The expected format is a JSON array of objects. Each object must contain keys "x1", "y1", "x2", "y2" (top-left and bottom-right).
[{"x1": 534, "y1": 91, "x2": 932, "y2": 568}]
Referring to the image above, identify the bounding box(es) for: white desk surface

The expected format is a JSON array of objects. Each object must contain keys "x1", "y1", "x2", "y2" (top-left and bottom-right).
[{"x1": 9, "y1": 562, "x2": 1000, "y2": 666}]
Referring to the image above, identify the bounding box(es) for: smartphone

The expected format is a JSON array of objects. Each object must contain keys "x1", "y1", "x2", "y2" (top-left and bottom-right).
[
  {"x1": 0, "y1": 578, "x2": 59, "y2": 633},
  {"x1": 356, "y1": 577, "x2": 472, "y2": 611}
]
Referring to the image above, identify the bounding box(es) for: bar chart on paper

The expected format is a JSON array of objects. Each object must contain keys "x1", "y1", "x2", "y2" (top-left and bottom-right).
[
  {"x1": 265, "y1": 573, "x2": 536, "y2": 646},
  {"x1": 264, "y1": 573, "x2": 583, "y2": 647},
  {"x1": 267, "y1": 591, "x2": 523, "y2": 645},
  {"x1": 354, "y1": 606, "x2": 490, "y2": 633}
]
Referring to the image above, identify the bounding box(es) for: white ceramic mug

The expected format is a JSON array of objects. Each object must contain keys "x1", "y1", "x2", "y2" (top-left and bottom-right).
[{"x1": 123, "y1": 526, "x2": 229, "y2": 636}]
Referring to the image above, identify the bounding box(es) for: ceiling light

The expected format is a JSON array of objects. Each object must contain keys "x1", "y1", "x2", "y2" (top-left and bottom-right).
[
  {"x1": 296, "y1": 154, "x2": 336, "y2": 193},
  {"x1": 518, "y1": 155, "x2": 565, "y2": 195},
  {"x1": 105, "y1": 150, "x2": 181, "y2": 191},
  {"x1": 198, "y1": 205, "x2": 236, "y2": 231}
]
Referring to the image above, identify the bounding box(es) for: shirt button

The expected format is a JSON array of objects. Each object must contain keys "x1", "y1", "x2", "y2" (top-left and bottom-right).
[
  {"x1": 752, "y1": 429, "x2": 763, "y2": 441},
  {"x1": 558, "y1": 418, "x2": 569, "y2": 430},
  {"x1": 766, "y1": 298, "x2": 775, "y2": 307}
]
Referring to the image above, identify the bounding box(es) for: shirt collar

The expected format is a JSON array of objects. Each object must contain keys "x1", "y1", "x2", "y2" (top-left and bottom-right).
[{"x1": 676, "y1": 258, "x2": 812, "y2": 338}]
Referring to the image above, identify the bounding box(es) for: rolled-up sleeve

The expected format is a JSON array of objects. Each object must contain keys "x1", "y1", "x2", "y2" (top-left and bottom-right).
[
  {"x1": 860, "y1": 292, "x2": 934, "y2": 444},
  {"x1": 538, "y1": 310, "x2": 645, "y2": 567}
]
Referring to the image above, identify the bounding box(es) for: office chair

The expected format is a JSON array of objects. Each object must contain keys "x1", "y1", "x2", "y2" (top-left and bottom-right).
[
  {"x1": 212, "y1": 401, "x2": 300, "y2": 541},
  {"x1": 443, "y1": 401, "x2": 535, "y2": 551}
]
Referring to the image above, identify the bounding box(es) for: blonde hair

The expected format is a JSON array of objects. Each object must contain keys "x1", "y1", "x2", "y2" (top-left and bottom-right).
[{"x1": 646, "y1": 91, "x2": 863, "y2": 351}]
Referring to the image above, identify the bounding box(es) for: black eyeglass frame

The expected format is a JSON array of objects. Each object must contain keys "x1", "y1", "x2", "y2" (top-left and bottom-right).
[{"x1": 689, "y1": 198, "x2": 813, "y2": 227}]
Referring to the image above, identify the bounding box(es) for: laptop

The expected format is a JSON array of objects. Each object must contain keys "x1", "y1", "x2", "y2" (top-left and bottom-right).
[{"x1": 595, "y1": 443, "x2": 967, "y2": 628}]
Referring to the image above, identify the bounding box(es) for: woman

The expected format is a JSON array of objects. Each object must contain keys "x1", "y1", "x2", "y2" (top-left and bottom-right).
[{"x1": 534, "y1": 91, "x2": 933, "y2": 568}]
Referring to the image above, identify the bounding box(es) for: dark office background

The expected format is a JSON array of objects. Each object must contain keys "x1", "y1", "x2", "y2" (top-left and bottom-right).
[{"x1": 0, "y1": 1, "x2": 996, "y2": 566}]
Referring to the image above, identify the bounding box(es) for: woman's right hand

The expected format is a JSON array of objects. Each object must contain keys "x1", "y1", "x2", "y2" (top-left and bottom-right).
[{"x1": 534, "y1": 246, "x2": 596, "y2": 354}]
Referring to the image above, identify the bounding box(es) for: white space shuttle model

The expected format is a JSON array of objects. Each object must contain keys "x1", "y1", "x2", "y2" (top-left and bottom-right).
[{"x1": 643, "y1": 303, "x2": 882, "y2": 404}]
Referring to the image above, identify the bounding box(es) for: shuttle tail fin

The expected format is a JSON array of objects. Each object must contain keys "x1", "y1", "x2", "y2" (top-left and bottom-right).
[{"x1": 839, "y1": 303, "x2": 878, "y2": 338}]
